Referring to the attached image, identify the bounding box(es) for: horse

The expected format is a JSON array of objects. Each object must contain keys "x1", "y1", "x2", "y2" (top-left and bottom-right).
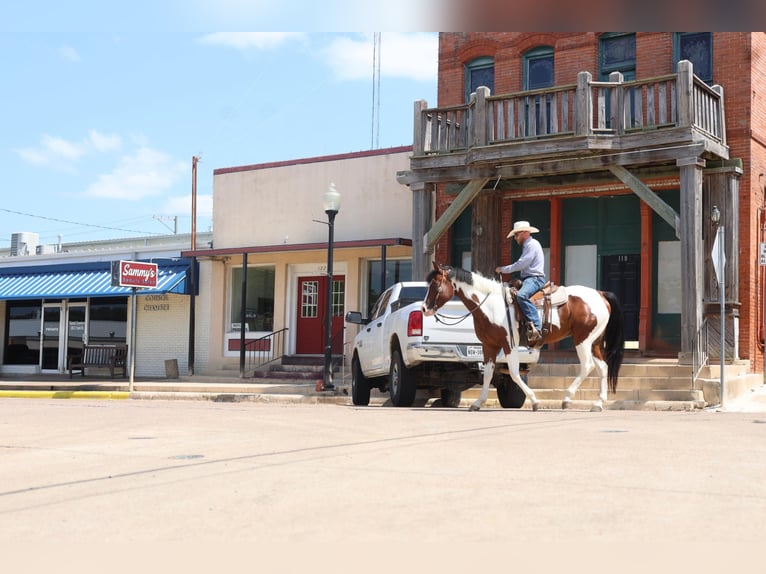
[{"x1": 423, "y1": 262, "x2": 625, "y2": 412}]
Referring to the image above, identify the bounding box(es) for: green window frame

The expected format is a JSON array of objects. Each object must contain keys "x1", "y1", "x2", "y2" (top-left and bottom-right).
[
  {"x1": 465, "y1": 56, "x2": 494, "y2": 101},
  {"x1": 674, "y1": 32, "x2": 713, "y2": 84}
]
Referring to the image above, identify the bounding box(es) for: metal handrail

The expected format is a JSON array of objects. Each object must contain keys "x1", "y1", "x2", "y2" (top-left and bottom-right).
[
  {"x1": 246, "y1": 328, "x2": 288, "y2": 374},
  {"x1": 692, "y1": 318, "x2": 709, "y2": 390}
]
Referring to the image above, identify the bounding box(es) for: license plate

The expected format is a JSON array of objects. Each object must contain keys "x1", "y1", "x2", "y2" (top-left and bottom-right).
[{"x1": 466, "y1": 346, "x2": 483, "y2": 358}]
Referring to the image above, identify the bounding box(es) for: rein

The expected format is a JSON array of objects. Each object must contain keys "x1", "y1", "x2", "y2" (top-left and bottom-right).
[{"x1": 433, "y1": 290, "x2": 491, "y2": 325}]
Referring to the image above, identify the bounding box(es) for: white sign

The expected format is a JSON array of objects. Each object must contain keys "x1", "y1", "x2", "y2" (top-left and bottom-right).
[
  {"x1": 760, "y1": 242, "x2": 766, "y2": 266},
  {"x1": 712, "y1": 229, "x2": 725, "y2": 283}
]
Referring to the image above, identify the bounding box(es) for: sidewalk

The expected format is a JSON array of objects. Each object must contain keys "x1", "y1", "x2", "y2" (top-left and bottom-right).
[{"x1": 2, "y1": 373, "x2": 766, "y2": 412}]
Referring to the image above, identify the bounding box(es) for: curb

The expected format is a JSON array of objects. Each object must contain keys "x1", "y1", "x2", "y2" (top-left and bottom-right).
[{"x1": 0, "y1": 390, "x2": 130, "y2": 400}]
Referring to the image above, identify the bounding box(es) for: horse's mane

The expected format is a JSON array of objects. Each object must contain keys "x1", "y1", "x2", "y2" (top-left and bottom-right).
[{"x1": 451, "y1": 266, "x2": 503, "y2": 295}]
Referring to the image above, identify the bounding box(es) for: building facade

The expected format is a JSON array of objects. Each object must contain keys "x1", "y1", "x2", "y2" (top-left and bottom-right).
[
  {"x1": 185, "y1": 146, "x2": 414, "y2": 374},
  {"x1": 398, "y1": 32, "x2": 765, "y2": 375}
]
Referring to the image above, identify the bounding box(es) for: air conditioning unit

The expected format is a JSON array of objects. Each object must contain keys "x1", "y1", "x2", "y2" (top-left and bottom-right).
[
  {"x1": 10, "y1": 232, "x2": 39, "y2": 257},
  {"x1": 36, "y1": 244, "x2": 57, "y2": 255}
]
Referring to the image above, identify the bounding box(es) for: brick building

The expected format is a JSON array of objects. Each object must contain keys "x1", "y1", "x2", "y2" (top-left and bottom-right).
[{"x1": 398, "y1": 32, "x2": 766, "y2": 378}]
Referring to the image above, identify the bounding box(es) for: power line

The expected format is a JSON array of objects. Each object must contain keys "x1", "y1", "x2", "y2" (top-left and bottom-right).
[{"x1": 0, "y1": 206, "x2": 161, "y2": 236}]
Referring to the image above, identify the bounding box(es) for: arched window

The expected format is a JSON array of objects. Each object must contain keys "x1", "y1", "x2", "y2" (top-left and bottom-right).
[
  {"x1": 599, "y1": 33, "x2": 636, "y2": 81},
  {"x1": 465, "y1": 56, "x2": 494, "y2": 102},
  {"x1": 674, "y1": 32, "x2": 713, "y2": 84},
  {"x1": 523, "y1": 46, "x2": 554, "y2": 90}
]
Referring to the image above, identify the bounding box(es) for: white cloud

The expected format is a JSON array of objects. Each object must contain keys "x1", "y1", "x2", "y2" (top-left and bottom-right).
[
  {"x1": 84, "y1": 147, "x2": 187, "y2": 201},
  {"x1": 89, "y1": 130, "x2": 122, "y2": 152},
  {"x1": 41, "y1": 134, "x2": 85, "y2": 160},
  {"x1": 322, "y1": 32, "x2": 438, "y2": 82},
  {"x1": 197, "y1": 32, "x2": 305, "y2": 50},
  {"x1": 59, "y1": 44, "x2": 81, "y2": 63}
]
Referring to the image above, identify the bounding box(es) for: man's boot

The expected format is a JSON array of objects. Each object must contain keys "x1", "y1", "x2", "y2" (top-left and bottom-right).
[{"x1": 526, "y1": 323, "x2": 542, "y2": 346}]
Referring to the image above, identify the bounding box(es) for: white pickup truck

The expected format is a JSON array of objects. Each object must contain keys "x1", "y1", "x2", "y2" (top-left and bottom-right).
[{"x1": 345, "y1": 281, "x2": 539, "y2": 408}]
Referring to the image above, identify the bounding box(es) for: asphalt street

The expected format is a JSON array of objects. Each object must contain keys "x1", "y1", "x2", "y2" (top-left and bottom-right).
[{"x1": 2, "y1": 397, "x2": 765, "y2": 573}]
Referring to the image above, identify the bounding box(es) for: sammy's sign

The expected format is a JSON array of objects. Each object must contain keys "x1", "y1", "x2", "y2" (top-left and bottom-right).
[{"x1": 111, "y1": 260, "x2": 158, "y2": 288}]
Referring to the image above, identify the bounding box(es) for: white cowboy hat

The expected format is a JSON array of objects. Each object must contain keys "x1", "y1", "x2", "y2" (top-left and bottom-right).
[{"x1": 507, "y1": 220, "x2": 540, "y2": 238}]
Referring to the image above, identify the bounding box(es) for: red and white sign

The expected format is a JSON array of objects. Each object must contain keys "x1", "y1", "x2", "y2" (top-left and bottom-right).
[{"x1": 113, "y1": 260, "x2": 158, "y2": 288}]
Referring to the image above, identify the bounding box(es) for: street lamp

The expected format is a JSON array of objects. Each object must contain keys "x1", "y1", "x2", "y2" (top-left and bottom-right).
[{"x1": 322, "y1": 183, "x2": 341, "y2": 391}]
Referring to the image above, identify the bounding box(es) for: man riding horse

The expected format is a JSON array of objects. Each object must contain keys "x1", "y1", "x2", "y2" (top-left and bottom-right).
[{"x1": 495, "y1": 220, "x2": 545, "y2": 346}]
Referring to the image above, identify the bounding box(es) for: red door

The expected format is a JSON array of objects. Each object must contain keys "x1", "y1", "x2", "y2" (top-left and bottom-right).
[{"x1": 296, "y1": 275, "x2": 345, "y2": 355}]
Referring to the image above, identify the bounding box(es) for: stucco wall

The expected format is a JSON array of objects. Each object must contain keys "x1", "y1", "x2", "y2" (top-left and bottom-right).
[{"x1": 213, "y1": 148, "x2": 413, "y2": 248}]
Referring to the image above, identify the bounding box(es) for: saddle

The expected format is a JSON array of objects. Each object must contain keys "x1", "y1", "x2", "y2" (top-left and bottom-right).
[{"x1": 505, "y1": 279, "x2": 568, "y2": 347}]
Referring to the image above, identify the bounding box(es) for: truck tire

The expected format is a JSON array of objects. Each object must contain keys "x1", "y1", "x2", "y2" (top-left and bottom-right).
[
  {"x1": 351, "y1": 355, "x2": 371, "y2": 406},
  {"x1": 389, "y1": 348, "x2": 416, "y2": 407},
  {"x1": 440, "y1": 388, "x2": 462, "y2": 408},
  {"x1": 495, "y1": 373, "x2": 527, "y2": 409}
]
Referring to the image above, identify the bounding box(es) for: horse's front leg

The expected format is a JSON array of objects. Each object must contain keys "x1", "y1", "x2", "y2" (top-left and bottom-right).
[
  {"x1": 505, "y1": 350, "x2": 540, "y2": 411},
  {"x1": 470, "y1": 359, "x2": 494, "y2": 411}
]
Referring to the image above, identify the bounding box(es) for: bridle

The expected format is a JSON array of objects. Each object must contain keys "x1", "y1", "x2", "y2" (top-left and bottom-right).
[{"x1": 428, "y1": 274, "x2": 491, "y2": 325}]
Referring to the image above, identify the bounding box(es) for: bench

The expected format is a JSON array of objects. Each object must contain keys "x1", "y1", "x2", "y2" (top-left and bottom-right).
[{"x1": 68, "y1": 344, "x2": 128, "y2": 378}]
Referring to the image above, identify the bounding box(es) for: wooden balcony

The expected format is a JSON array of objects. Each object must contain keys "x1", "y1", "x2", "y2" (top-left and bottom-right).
[{"x1": 400, "y1": 60, "x2": 728, "y2": 186}]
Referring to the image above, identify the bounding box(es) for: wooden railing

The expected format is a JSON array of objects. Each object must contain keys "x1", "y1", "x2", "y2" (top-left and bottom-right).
[{"x1": 414, "y1": 60, "x2": 725, "y2": 155}]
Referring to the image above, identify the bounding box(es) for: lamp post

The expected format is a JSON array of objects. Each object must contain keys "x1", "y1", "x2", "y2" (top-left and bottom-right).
[
  {"x1": 711, "y1": 205, "x2": 725, "y2": 406},
  {"x1": 322, "y1": 183, "x2": 341, "y2": 391}
]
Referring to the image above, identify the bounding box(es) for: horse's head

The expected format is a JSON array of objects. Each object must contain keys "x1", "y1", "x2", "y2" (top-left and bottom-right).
[{"x1": 422, "y1": 262, "x2": 455, "y2": 316}]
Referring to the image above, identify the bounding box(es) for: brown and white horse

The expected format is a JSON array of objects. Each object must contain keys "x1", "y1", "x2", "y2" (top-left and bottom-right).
[{"x1": 423, "y1": 262, "x2": 625, "y2": 411}]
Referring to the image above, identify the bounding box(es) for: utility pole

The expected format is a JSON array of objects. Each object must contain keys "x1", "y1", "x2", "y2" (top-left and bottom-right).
[{"x1": 188, "y1": 156, "x2": 199, "y2": 375}]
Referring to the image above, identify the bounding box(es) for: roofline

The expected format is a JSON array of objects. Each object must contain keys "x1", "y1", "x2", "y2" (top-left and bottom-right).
[
  {"x1": 182, "y1": 237, "x2": 412, "y2": 258},
  {"x1": 213, "y1": 146, "x2": 413, "y2": 176}
]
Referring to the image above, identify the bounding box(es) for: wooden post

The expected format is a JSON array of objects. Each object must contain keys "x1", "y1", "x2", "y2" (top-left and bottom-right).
[
  {"x1": 678, "y1": 156, "x2": 705, "y2": 360},
  {"x1": 575, "y1": 71, "x2": 592, "y2": 137},
  {"x1": 472, "y1": 86, "x2": 490, "y2": 147},
  {"x1": 413, "y1": 99, "x2": 428, "y2": 156},
  {"x1": 608, "y1": 71, "x2": 625, "y2": 134},
  {"x1": 411, "y1": 182, "x2": 433, "y2": 281},
  {"x1": 677, "y1": 60, "x2": 693, "y2": 128}
]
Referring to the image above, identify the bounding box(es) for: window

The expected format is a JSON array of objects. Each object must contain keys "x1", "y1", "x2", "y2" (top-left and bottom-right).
[
  {"x1": 523, "y1": 46, "x2": 555, "y2": 136},
  {"x1": 674, "y1": 32, "x2": 713, "y2": 84},
  {"x1": 88, "y1": 298, "x2": 128, "y2": 344},
  {"x1": 523, "y1": 46, "x2": 554, "y2": 90},
  {"x1": 366, "y1": 259, "x2": 412, "y2": 314},
  {"x1": 4, "y1": 301, "x2": 40, "y2": 365},
  {"x1": 599, "y1": 33, "x2": 636, "y2": 81},
  {"x1": 230, "y1": 266, "x2": 276, "y2": 332},
  {"x1": 465, "y1": 56, "x2": 494, "y2": 101},
  {"x1": 599, "y1": 33, "x2": 636, "y2": 129}
]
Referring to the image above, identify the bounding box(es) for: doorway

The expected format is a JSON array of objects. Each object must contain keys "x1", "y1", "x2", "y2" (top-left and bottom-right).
[
  {"x1": 295, "y1": 275, "x2": 345, "y2": 355},
  {"x1": 601, "y1": 254, "x2": 640, "y2": 342},
  {"x1": 41, "y1": 301, "x2": 86, "y2": 372}
]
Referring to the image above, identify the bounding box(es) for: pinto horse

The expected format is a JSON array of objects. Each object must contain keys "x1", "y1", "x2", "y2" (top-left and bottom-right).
[{"x1": 423, "y1": 262, "x2": 625, "y2": 411}]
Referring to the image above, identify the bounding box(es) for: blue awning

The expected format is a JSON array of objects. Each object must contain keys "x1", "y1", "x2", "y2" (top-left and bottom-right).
[{"x1": 0, "y1": 259, "x2": 192, "y2": 300}]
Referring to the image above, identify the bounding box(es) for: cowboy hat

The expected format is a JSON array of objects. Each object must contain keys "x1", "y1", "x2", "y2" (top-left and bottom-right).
[{"x1": 507, "y1": 220, "x2": 540, "y2": 238}]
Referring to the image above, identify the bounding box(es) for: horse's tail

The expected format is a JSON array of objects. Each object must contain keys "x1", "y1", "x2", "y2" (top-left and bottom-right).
[{"x1": 600, "y1": 291, "x2": 625, "y2": 393}]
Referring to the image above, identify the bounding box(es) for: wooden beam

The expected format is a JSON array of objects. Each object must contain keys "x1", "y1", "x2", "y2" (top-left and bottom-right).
[
  {"x1": 607, "y1": 164, "x2": 680, "y2": 238},
  {"x1": 424, "y1": 178, "x2": 490, "y2": 253}
]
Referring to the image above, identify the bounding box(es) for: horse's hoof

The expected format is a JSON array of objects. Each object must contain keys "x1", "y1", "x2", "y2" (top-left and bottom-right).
[
  {"x1": 531, "y1": 401, "x2": 540, "y2": 412},
  {"x1": 469, "y1": 402, "x2": 481, "y2": 412},
  {"x1": 590, "y1": 404, "x2": 603, "y2": 412},
  {"x1": 562, "y1": 399, "x2": 572, "y2": 410}
]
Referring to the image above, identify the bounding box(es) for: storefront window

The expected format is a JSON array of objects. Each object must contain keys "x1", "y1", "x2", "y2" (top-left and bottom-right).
[
  {"x1": 4, "y1": 301, "x2": 40, "y2": 365},
  {"x1": 230, "y1": 266, "x2": 275, "y2": 332},
  {"x1": 88, "y1": 298, "x2": 128, "y2": 343},
  {"x1": 366, "y1": 259, "x2": 412, "y2": 314}
]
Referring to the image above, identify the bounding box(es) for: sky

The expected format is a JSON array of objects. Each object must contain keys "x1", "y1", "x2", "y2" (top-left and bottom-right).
[{"x1": 1, "y1": 25, "x2": 439, "y2": 248}]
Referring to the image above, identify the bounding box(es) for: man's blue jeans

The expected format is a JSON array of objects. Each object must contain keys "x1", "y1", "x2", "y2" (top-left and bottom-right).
[{"x1": 517, "y1": 276, "x2": 545, "y2": 331}]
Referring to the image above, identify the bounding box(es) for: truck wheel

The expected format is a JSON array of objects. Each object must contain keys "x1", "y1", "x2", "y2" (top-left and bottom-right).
[
  {"x1": 440, "y1": 388, "x2": 462, "y2": 408},
  {"x1": 389, "y1": 348, "x2": 416, "y2": 407},
  {"x1": 351, "y1": 355, "x2": 371, "y2": 406},
  {"x1": 495, "y1": 373, "x2": 527, "y2": 409}
]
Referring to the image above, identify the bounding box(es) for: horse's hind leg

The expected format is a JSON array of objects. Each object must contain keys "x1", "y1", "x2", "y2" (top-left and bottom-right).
[
  {"x1": 590, "y1": 350, "x2": 609, "y2": 412},
  {"x1": 562, "y1": 343, "x2": 595, "y2": 410}
]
